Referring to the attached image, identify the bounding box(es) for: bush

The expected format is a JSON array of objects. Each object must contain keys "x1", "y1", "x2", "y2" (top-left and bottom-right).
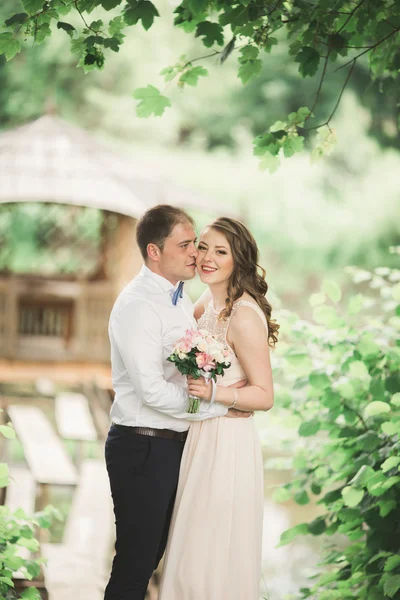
[
  {"x1": 273, "y1": 259, "x2": 400, "y2": 599},
  {"x1": 0, "y1": 419, "x2": 61, "y2": 599}
]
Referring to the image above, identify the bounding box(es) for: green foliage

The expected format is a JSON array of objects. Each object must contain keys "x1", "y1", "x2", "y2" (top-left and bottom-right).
[
  {"x1": 0, "y1": 204, "x2": 103, "y2": 276},
  {"x1": 124, "y1": 1, "x2": 159, "y2": 31},
  {"x1": 273, "y1": 262, "x2": 400, "y2": 599},
  {"x1": 0, "y1": 418, "x2": 62, "y2": 599},
  {"x1": 1, "y1": 0, "x2": 399, "y2": 165},
  {"x1": 133, "y1": 84, "x2": 171, "y2": 117}
]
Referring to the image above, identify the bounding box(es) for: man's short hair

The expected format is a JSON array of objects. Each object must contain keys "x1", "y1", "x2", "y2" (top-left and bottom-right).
[{"x1": 136, "y1": 204, "x2": 195, "y2": 260}]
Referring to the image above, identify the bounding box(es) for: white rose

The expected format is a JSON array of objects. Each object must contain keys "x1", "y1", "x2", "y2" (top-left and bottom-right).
[
  {"x1": 178, "y1": 352, "x2": 187, "y2": 360},
  {"x1": 197, "y1": 340, "x2": 208, "y2": 352}
]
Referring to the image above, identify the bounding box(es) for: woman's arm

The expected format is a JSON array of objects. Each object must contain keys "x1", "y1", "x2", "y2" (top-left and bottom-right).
[
  {"x1": 193, "y1": 288, "x2": 212, "y2": 321},
  {"x1": 187, "y1": 307, "x2": 274, "y2": 412}
]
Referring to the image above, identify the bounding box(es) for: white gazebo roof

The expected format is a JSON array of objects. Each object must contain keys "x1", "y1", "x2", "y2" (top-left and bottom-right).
[{"x1": 0, "y1": 115, "x2": 220, "y2": 218}]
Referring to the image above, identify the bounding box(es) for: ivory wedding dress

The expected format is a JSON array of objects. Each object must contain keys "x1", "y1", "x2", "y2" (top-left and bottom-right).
[{"x1": 158, "y1": 300, "x2": 267, "y2": 600}]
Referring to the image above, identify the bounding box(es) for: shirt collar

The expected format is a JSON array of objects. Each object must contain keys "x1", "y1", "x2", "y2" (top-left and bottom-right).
[{"x1": 141, "y1": 264, "x2": 179, "y2": 293}]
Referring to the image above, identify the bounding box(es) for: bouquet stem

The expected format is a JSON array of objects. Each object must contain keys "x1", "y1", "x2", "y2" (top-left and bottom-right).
[{"x1": 188, "y1": 395, "x2": 201, "y2": 414}]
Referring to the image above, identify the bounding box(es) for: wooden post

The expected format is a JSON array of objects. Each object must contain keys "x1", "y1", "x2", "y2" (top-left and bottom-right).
[
  {"x1": 73, "y1": 281, "x2": 88, "y2": 359},
  {"x1": 111, "y1": 215, "x2": 143, "y2": 296},
  {"x1": 5, "y1": 277, "x2": 18, "y2": 359}
]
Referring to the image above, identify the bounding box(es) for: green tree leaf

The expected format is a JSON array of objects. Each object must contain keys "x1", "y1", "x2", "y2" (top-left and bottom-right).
[
  {"x1": 57, "y1": 21, "x2": 76, "y2": 36},
  {"x1": 20, "y1": 587, "x2": 41, "y2": 599},
  {"x1": 348, "y1": 294, "x2": 364, "y2": 315},
  {"x1": 133, "y1": 85, "x2": 171, "y2": 117},
  {"x1": 392, "y1": 283, "x2": 400, "y2": 302},
  {"x1": 381, "y1": 456, "x2": 400, "y2": 473},
  {"x1": 0, "y1": 33, "x2": 21, "y2": 61},
  {"x1": 179, "y1": 66, "x2": 208, "y2": 87},
  {"x1": 322, "y1": 280, "x2": 342, "y2": 303},
  {"x1": 342, "y1": 486, "x2": 364, "y2": 508},
  {"x1": 313, "y1": 305, "x2": 339, "y2": 327},
  {"x1": 22, "y1": 0, "x2": 44, "y2": 15},
  {"x1": 188, "y1": 0, "x2": 209, "y2": 13},
  {"x1": 5, "y1": 13, "x2": 29, "y2": 27},
  {"x1": 383, "y1": 575, "x2": 400, "y2": 598},
  {"x1": 364, "y1": 401, "x2": 391, "y2": 418},
  {"x1": 294, "y1": 490, "x2": 310, "y2": 505},
  {"x1": 0, "y1": 425, "x2": 15, "y2": 439},
  {"x1": 124, "y1": 1, "x2": 159, "y2": 30},
  {"x1": 385, "y1": 556, "x2": 400, "y2": 572},
  {"x1": 278, "y1": 523, "x2": 309, "y2": 546},
  {"x1": 258, "y1": 153, "x2": 280, "y2": 174},
  {"x1": 272, "y1": 486, "x2": 292, "y2": 503},
  {"x1": 295, "y1": 46, "x2": 320, "y2": 77},
  {"x1": 195, "y1": 21, "x2": 224, "y2": 47},
  {"x1": 283, "y1": 136, "x2": 304, "y2": 157},
  {"x1": 299, "y1": 419, "x2": 320, "y2": 437},
  {"x1": 391, "y1": 392, "x2": 400, "y2": 407},
  {"x1": 100, "y1": 0, "x2": 122, "y2": 9},
  {"x1": 308, "y1": 517, "x2": 326, "y2": 535}
]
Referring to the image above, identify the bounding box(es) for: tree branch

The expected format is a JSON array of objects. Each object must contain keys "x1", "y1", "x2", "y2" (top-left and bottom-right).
[
  {"x1": 306, "y1": 50, "x2": 331, "y2": 123},
  {"x1": 306, "y1": 59, "x2": 356, "y2": 130},
  {"x1": 335, "y1": 26, "x2": 400, "y2": 72},
  {"x1": 337, "y1": 0, "x2": 367, "y2": 34}
]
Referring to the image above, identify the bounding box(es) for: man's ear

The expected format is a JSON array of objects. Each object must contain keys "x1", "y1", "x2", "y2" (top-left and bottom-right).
[{"x1": 147, "y1": 243, "x2": 161, "y2": 262}]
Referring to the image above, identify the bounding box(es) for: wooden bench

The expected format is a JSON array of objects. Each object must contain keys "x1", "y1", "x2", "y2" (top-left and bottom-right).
[
  {"x1": 6, "y1": 466, "x2": 49, "y2": 600},
  {"x1": 42, "y1": 459, "x2": 114, "y2": 600},
  {"x1": 7, "y1": 405, "x2": 78, "y2": 510},
  {"x1": 55, "y1": 392, "x2": 98, "y2": 466}
]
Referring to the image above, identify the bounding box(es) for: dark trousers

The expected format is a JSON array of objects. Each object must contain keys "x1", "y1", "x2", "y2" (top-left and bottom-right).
[{"x1": 104, "y1": 424, "x2": 185, "y2": 600}]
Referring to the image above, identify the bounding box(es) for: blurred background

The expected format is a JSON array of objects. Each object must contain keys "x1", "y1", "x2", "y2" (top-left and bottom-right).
[{"x1": 0, "y1": 0, "x2": 399, "y2": 599}]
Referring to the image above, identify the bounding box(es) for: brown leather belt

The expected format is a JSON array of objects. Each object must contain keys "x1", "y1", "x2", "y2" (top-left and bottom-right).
[{"x1": 112, "y1": 423, "x2": 188, "y2": 442}]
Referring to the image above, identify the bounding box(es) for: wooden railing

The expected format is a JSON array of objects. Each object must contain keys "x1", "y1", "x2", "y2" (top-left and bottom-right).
[{"x1": 0, "y1": 275, "x2": 113, "y2": 362}]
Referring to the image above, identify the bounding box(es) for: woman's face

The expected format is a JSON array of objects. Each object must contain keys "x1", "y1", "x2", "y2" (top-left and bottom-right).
[{"x1": 197, "y1": 227, "x2": 234, "y2": 285}]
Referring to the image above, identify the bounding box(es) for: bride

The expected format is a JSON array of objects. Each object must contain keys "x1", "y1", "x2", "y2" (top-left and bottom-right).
[{"x1": 158, "y1": 217, "x2": 279, "y2": 600}]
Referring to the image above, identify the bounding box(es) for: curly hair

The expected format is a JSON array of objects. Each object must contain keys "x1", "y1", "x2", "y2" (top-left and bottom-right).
[{"x1": 208, "y1": 217, "x2": 279, "y2": 347}]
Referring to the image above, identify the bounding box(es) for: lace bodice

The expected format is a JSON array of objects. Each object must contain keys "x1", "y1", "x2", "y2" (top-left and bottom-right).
[{"x1": 197, "y1": 300, "x2": 268, "y2": 386}]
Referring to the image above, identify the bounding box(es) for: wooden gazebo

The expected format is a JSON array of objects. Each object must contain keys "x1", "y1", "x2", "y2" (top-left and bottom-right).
[{"x1": 0, "y1": 115, "x2": 215, "y2": 368}]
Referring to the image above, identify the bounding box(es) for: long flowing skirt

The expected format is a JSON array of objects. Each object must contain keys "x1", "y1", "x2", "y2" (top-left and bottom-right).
[{"x1": 158, "y1": 416, "x2": 264, "y2": 600}]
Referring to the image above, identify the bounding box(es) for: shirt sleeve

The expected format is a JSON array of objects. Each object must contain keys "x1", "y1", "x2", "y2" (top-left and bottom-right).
[{"x1": 111, "y1": 300, "x2": 227, "y2": 420}]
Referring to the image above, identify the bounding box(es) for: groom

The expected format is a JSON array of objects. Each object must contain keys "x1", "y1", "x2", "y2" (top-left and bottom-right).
[{"x1": 104, "y1": 205, "x2": 248, "y2": 600}]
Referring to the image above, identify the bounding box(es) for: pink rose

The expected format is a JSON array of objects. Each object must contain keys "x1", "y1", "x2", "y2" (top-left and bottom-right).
[{"x1": 195, "y1": 352, "x2": 216, "y2": 372}]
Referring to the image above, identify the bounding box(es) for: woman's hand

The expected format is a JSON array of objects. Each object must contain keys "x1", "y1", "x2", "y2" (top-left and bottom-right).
[{"x1": 187, "y1": 376, "x2": 213, "y2": 401}]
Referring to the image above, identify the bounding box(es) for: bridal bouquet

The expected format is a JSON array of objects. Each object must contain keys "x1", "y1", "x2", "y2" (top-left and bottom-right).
[{"x1": 167, "y1": 328, "x2": 232, "y2": 413}]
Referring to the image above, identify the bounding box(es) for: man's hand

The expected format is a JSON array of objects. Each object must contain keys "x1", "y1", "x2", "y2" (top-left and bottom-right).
[
  {"x1": 225, "y1": 379, "x2": 252, "y2": 418},
  {"x1": 225, "y1": 408, "x2": 254, "y2": 419}
]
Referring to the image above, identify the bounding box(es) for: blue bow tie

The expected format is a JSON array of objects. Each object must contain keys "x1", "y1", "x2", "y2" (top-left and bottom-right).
[{"x1": 171, "y1": 281, "x2": 184, "y2": 305}]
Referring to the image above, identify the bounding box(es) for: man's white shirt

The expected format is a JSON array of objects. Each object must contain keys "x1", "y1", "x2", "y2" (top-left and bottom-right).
[{"x1": 108, "y1": 265, "x2": 228, "y2": 431}]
